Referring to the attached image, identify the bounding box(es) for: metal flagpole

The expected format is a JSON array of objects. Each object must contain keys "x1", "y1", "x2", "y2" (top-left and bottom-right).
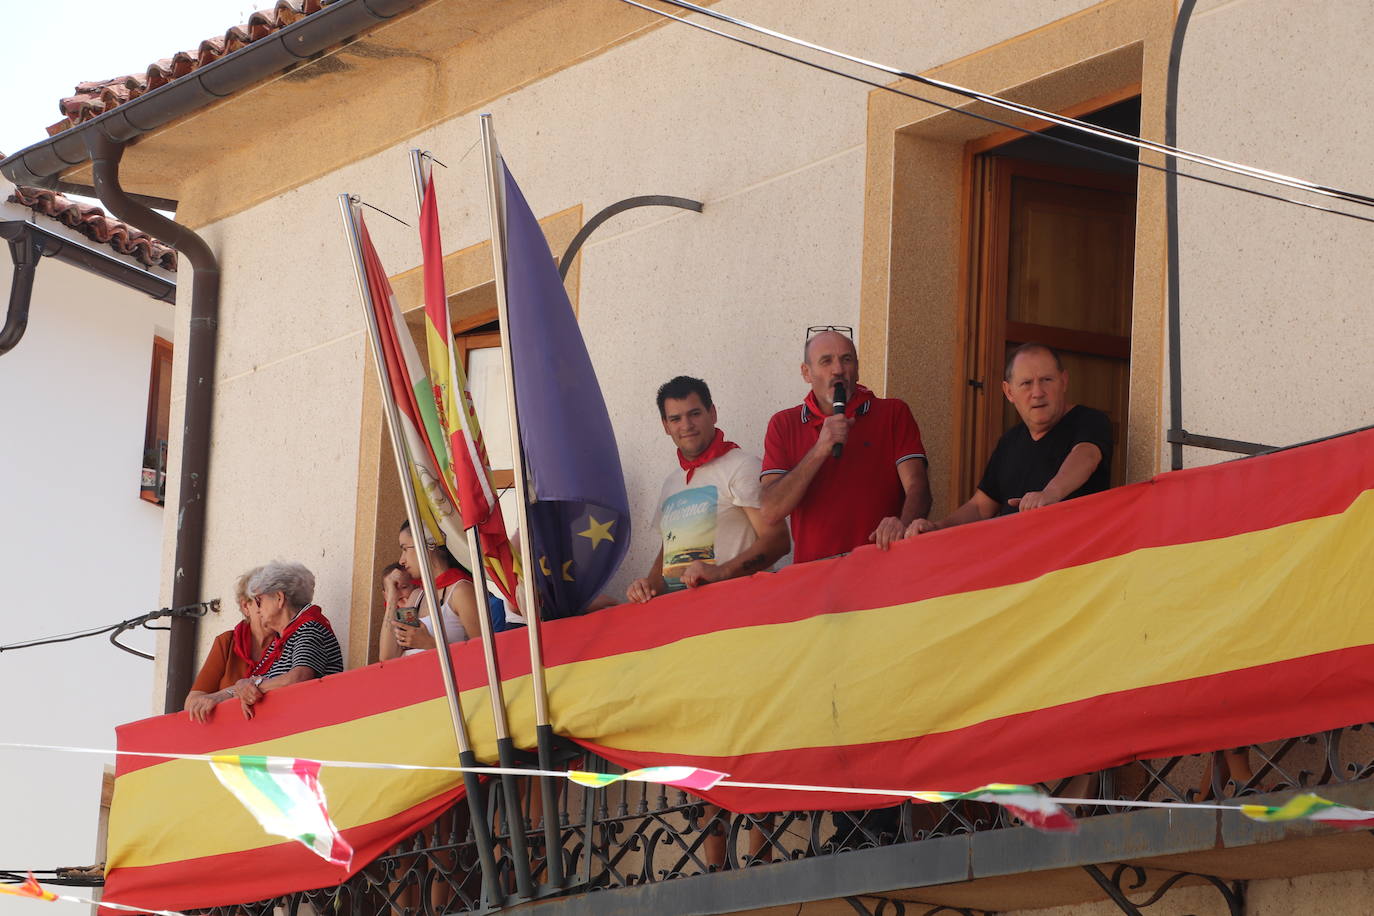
[
  {"x1": 478, "y1": 113, "x2": 566, "y2": 889},
  {"x1": 336, "y1": 192, "x2": 501, "y2": 906},
  {"x1": 408, "y1": 149, "x2": 536, "y2": 899}
]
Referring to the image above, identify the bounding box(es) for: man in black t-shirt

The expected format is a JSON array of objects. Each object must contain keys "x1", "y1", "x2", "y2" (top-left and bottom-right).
[{"x1": 906, "y1": 343, "x2": 1113, "y2": 536}]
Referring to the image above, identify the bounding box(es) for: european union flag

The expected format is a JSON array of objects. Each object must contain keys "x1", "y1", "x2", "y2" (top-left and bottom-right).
[{"x1": 501, "y1": 161, "x2": 630, "y2": 618}]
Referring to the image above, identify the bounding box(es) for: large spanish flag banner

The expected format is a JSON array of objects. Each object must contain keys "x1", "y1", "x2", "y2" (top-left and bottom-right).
[{"x1": 104, "y1": 428, "x2": 1374, "y2": 910}]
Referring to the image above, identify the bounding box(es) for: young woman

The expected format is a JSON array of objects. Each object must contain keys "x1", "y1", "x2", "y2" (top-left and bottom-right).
[{"x1": 379, "y1": 521, "x2": 482, "y2": 660}]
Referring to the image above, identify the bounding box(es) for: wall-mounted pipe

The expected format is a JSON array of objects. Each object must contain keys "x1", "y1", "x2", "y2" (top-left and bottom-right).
[
  {"x1": 86, "y1": 133, "x2": 219, "y2": 713},
  {"x1": 0, "y1": 227, "x2": 42, "y2": 356}
]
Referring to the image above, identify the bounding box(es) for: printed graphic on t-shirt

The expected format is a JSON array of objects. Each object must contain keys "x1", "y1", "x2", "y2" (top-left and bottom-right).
[{"x1": 660, "y1": 485, "x2": 719, "y2": 590}]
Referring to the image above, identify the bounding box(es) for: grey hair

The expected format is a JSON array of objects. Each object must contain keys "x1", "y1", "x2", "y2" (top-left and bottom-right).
[
  {"x1": 247, "y1": 561, "x2": 316, "y2": 610},
  {"x1": 233, "y1": 566, "x2": 262, "y2": 605}
]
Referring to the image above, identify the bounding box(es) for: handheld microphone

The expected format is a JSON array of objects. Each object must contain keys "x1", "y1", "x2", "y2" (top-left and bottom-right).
[{"x1": 831, "y1": 381, "x2": 847, "y2": 458}]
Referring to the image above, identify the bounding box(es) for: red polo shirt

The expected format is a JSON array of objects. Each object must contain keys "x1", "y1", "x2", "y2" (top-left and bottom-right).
[{"x1": 761, "y1": 385, "x2": 926, "y2": 563}]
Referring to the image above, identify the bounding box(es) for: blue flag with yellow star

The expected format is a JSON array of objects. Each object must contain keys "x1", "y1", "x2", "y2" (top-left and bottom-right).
[{"x1": 501, "y1": 160, "x2": 630, "y2": 618}]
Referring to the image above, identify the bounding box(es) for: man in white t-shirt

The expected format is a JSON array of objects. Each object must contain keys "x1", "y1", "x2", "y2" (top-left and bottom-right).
[{"x1": 627, "y1": 376, "x2": 790, "y2": 603}]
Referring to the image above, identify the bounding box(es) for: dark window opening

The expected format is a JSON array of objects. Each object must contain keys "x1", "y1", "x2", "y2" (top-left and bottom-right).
[
  {"x1": 960, "y1": 96, "x2": 1140, "y2": 497},
  {"x1": 140, "y1": 336, "x2": 173, "y2": 506}
]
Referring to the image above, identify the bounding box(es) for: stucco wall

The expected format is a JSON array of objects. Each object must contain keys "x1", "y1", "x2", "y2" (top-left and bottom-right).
[
  {"x1": 1012, "y1": 865, "x2": 1374, "y2": 915},
  {"x1": 0, "y1": 189, "x2": 173, "y2": 888},
  {"x1": 158, "y1": 0, "x2": 1105, "y2": 693},
  {"x1": 1172, "y1": 0, "x2": 1374, "y2": 466}
]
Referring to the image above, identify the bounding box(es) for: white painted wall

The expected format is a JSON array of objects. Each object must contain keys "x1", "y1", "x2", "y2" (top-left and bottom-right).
[{"x1": 0, "y1": 186, "x2": 174, "y2": 896}]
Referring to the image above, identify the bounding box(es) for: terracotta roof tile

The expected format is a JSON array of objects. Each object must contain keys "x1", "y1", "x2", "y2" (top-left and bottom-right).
[
  {"x1": 50, "y1": 0, "x2": 334, "y2": 135},
  {"x1": 7, "y1": 186, "x2": 178, "y2": 272}
]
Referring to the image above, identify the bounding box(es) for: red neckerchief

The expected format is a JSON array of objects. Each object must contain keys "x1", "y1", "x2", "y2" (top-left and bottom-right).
[
  {"x1": 434, "y1": 567, "x2": 472, "y2": 588},
  {"x1": 249, "y1": 604, "x2": 331, "y2": 677},
  {"x1": 802, "y1": 383, "x2": 874, "y2": 426},
  {"x1": 678, "y1": 428, "x2": 740, "y2": 483},
  {"x1": 229, "y1": 619, "x2": 257, "y2": 666}
]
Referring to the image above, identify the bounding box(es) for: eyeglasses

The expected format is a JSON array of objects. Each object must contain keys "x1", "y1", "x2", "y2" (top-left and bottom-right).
[
  {"x1": 805, "y1": 325, "x2": 853, "y2": 341},
  {"x1": 252, "y1": 591, "x2": 280, "y2": 607}
]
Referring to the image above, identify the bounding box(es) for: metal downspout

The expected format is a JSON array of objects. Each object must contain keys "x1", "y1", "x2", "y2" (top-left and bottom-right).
[
  {"x1": 86, "y1": 133, "x2": 220, "y2": 713},
  {"x1": 1, "y1": 228, "x2": 42, "y2": 355}
]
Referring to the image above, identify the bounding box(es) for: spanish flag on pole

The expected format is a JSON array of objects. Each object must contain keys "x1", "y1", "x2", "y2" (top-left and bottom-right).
[
  {"x1": 356, "y1": 215, "x2": 468, "y2": 561},
  {"x1": 419, "y1": 175, "x2": 517, "y2": 603}
]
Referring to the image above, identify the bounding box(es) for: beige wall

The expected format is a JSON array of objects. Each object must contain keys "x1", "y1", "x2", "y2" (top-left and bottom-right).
[
  {"x1": 152, "y1": 0, "x2": 1374, "y2": 703},
  {"x1": 157, "y1": 0, "x2": 1116, "y2": 695},
  {"x1": 136, "y1": 2, "x2": 1374, "y2": 911},
  {"x1": 731, "y1": 864, "x2": 1374, "y2": 915},
  {"x1": 151, "y1": 0, "x2": 1374, "y2": 706},
  {"x1": 1171, "y1": 0, "x2": 1374, "y2": 467},
  {"x1": 1014, "y1": 866, "x2": 1374, "y2": 915}
]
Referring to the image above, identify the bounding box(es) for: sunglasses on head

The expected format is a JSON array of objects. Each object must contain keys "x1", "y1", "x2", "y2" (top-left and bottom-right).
[{"x1": 805, "y1": 324, "x2": 853, "y2": 342}]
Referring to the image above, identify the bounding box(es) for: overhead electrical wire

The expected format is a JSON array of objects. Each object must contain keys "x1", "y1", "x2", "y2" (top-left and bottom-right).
[
  {"x1": 619, "y1": 0, "x2": 1374, "y2": 226},
  {"x1": 0, "y1": 601, "x2": 218, "y2": 660},
  {"x1": 0, "y1": 869, "x2": 102, "y2": 888}
]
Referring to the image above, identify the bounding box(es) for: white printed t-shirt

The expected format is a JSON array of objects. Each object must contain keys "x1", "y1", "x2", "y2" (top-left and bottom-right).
[{"x1": 650, "y1": 449, "x2": 763, "y2": 591}]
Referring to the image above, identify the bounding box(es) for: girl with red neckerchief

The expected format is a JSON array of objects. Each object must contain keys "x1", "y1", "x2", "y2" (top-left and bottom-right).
[{"x1": 378, "y1": 520, "x2": 481, "y2": 661}]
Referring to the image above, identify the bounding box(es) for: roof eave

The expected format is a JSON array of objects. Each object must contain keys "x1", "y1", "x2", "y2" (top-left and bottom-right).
[{"x1": 0, "y1": 0, "x2": 426, "y2": 193}]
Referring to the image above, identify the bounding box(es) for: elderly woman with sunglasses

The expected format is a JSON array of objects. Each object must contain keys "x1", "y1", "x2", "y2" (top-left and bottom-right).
[
  {"x1": 184, "y1": 567, "x2": 269, "y2": 723},
  {"x1": 228, "y1": 560, "x2": 344, "y2": 720}
]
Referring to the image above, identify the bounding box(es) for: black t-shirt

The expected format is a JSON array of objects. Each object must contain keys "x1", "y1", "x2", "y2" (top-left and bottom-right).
[{"x1": 978, "y1": 405, "x2": 1113, "y2": 515}]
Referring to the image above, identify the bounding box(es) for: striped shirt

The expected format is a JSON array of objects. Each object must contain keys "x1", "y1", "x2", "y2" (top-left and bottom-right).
[{"x1": 264, "y1": 620, "x2": 343, "y2": 679}]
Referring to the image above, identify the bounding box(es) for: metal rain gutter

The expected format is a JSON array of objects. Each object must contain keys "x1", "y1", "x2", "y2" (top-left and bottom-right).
[
  {"x1": 0, "y1": 225, "x2": 40, "y2": 355},
  {"x1": 0, "y1": 0, "x2": 426, "y2": 193},
  {"x1": 86, "y1": 133, "x2": 218, "y2": 713},
  {"x1": 0, "y1": 0, "x2": 425, "y2": 710},
  {"x1": 0, "y1": 220, "x2": 176, "y2": 356}
]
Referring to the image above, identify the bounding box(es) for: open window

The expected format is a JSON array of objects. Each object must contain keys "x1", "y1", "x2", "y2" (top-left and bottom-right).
[
  {"x1": 452, "y1": 307, "x2": 513, "y2": 492},
  {"x1": 959, "y1": 97, "x2": 1139, "y2": 498},
  {"x1": 140, "y1": 336, "x2": 173, "y2": 505}
]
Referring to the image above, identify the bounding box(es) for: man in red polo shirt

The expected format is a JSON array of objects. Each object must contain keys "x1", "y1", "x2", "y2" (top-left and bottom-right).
[{"x1": 760, "y1": 329, "x2": 931, "y2": 563}]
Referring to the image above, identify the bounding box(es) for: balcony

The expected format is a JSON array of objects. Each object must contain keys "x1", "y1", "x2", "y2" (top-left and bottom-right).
[
  {"x1": 103, "y1": 425, "x2": 1374, "y2": 916},
  {"x1": 188, "y1": 725, "x2": 1374, "y2": 916}
]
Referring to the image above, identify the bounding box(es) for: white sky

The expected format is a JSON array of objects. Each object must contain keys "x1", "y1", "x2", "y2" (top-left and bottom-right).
[
  {"x1": 0, "y1": 1, "x2": 266, "y2": 908},
  {"x1": 0, "y1": 1, "x2": 263, "y2": 162}
]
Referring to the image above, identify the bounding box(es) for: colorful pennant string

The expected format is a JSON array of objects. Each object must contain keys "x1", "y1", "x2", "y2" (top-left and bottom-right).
[
  {"x1": 0, "y1": 873, "x2": 57, "y2": 902},
  {"x1": 8, "y1": 742, "x2": 1374, "y2": 842},
  {"x1": 911, "y1": 783, "x2": 1076, "y2": 832},
  {"x1": 0, "y1": 871, "x2": 186, "y2": 916},
  {"x1": 1239, "y1": 793, "x2": 1374, "y2": 829},
  {"x1": 566, "y1": 765, "x2": 727, "y2": 792},
  {"x1": 208, "y1": 755, "x2": 353, "y2": 868}
]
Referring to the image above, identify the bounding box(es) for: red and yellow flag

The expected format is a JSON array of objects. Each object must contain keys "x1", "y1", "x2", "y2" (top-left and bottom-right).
[
  {"x1": 356, "y1": 213, "x2": 468, "y2": 558},
  {"x1": 103, "y1": 428, "x2": 1374, "y2": 911},
  {"x1": 419, "y1": 174, "x2": 517, "y2": 603}
]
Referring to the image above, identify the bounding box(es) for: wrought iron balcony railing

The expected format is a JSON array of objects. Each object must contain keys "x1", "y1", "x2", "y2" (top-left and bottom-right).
[{"x1": 194, "y1": 722, "x2": 1374, "y2": 916}]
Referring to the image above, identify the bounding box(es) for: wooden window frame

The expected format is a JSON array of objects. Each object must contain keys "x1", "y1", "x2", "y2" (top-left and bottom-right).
[{"x1": 140, "y1": 336, "x2": 173, "y2": 506}]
